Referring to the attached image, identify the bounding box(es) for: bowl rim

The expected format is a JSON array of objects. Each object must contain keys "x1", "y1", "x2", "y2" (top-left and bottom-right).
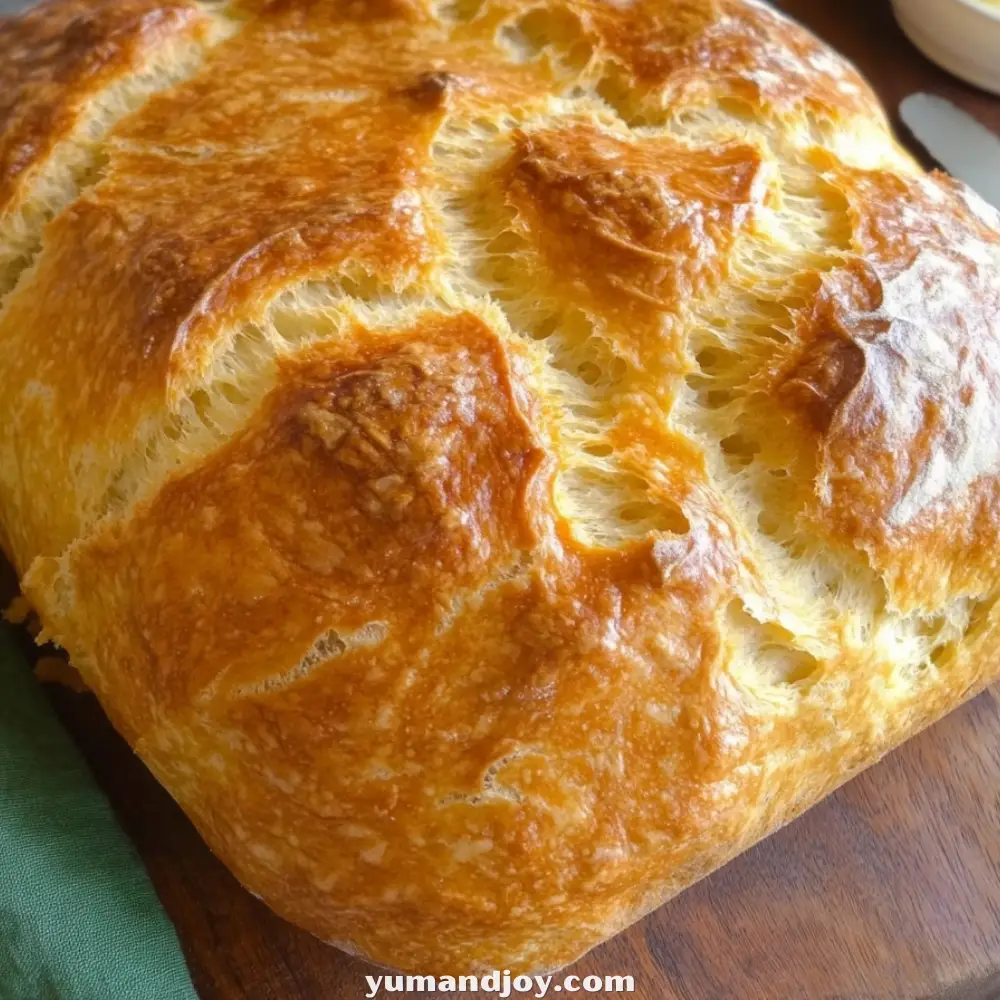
[
  {"x1": 953, "y1": 0, "x2": 1000, "y2": 24},
  {"x1": 893, "y1": 0, "x2": 1000, "y2": 94}
]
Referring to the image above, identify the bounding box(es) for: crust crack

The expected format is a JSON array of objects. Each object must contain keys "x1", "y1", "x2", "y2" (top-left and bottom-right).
[
  {"x1": 91, "y1": 278, "x2": 435, "y2": 532},
  {"x1": 430, "y1": 110, "x2": 693, "y2": 548},
  {"x1": 0, "y1": 4, "x2": 240, "y2": 306}
]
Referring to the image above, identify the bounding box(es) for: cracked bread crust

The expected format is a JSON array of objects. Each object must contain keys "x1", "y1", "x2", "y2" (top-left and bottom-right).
[{"x1": 2, "y1": 0, "x2": 1000, "y2": 975}]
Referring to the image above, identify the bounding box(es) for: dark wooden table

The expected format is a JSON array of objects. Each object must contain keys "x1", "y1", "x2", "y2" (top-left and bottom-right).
[{"x1": 3, "y1": 1, "x2": 1000, "y2": 998}]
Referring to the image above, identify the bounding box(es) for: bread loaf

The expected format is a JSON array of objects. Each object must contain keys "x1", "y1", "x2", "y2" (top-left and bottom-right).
[{"x1": 2, "y1": 0, "x2": 999, "y2": 975}]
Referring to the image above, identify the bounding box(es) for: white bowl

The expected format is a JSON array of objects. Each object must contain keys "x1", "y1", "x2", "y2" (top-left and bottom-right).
[{"x1": 893, "y1": 0, "x2": 1000, "y2": 96}]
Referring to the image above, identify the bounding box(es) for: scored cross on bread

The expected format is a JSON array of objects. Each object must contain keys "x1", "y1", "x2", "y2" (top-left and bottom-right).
[{"x1": 1, "y1": 0, "x2": 999, "y2": 975}]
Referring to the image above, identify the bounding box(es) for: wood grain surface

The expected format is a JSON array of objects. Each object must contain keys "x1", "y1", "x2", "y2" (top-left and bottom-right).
[{"x1": 2, "y1": 1, "x2": 1000, "y2": 998}]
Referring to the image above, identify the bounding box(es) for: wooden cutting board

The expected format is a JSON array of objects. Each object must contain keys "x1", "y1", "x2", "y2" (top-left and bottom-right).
[{"x1": 3, "y1": 1, "x2": 1000, "y2": 997}]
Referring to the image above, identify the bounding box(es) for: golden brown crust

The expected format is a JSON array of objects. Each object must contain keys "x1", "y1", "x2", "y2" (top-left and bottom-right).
[
  {"x1": 503, "y1": 124, "x2": 766, "y2": 324},
  {"x1": 30, "y1": 310, "x2": 754, "y2": 970},
  {"x1": 0, "y1": 0, "x2": 206, "y2": 215},
  {"x1": 38, "y1": 315, "x2": 547, "y2": 731},
  {"x1": 4, "y1": 0, "x2": 1000, "y2": 977},
  {"x1": 0, "y1": 0, "x2": 561, "y2": 570},
  {"x1": 575, "y1": 0, "x2": 883, "y2": 118},
  {"x1": 762, "y1": 163, "x2": 1000, "y2": 608}
]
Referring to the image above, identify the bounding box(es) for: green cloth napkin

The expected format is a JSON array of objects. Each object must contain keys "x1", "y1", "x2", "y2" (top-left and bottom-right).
[{"x1": 0, "y1": 624, "x2": 199, "y2": 1000}]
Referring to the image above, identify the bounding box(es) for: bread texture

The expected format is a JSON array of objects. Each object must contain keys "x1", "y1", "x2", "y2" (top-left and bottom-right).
[{"x1": 2, "y1": 0, "x2": 1000, "y2": 975}]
